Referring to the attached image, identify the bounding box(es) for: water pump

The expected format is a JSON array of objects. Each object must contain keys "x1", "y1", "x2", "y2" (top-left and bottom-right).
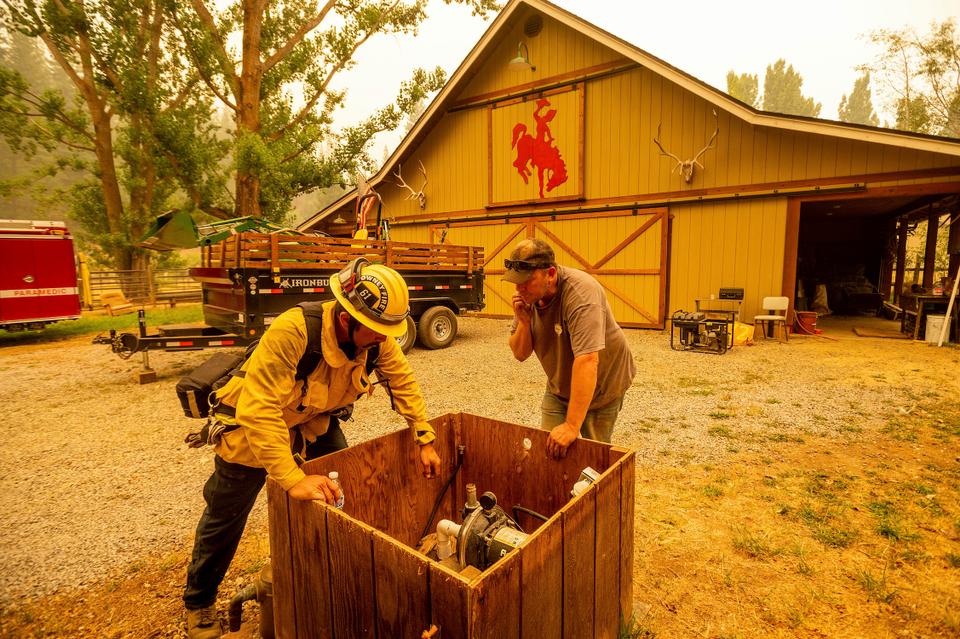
[{"x1": 435, "y1": 486, "x2": 527, "y2": 570}]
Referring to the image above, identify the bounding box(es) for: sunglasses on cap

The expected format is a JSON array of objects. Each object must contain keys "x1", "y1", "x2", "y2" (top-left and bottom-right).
[{"x1": 504, "y1": 258, "x2": 552, "y2": 271}]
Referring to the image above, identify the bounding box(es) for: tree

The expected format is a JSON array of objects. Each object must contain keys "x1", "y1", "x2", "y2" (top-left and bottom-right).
[
  {"x1": 726, "y1": 71, "x2": 759, "y2": 108},
  {"x1": 174, "y1": 0, "x2": 499, "y2": 221},
  {"x1": 762, "y1": 59, "x2": 821, "y2": 117},
  {"x1": 0, "y1": 0, "x2": 227, "y2": 270},
  {"x1": 838, "y1": 72, "x2": 879, "y2": 126},
  {"x1": 862, "y1": 19, "x2": 960, "y2": 138}
]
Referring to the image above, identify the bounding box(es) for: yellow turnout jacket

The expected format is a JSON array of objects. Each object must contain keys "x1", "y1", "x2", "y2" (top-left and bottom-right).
[{"x1": 213, "y1": 301, "x2": 434, "y2": 490}]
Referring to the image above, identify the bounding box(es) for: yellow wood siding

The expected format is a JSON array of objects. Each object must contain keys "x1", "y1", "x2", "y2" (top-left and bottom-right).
[
  {"x1": 366, "y1": 9, "x2": 960, "y2": 326},
  {"x1": 459, "y1": 9, "x2": 620, "y2": 101},
  {"x1": 379, "y1": 108, "x2": 487, "y2": 221},
  {"x1": 669, "y1": 198, "x2": 787, "y2": 320},
  {"x1": 383, "y1": 58, "x2": 958, "y2": 227}
]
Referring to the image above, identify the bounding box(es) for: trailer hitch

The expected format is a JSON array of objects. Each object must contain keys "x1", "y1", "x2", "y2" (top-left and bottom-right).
[{"x1": 92, "y1": 329, "x2": 136, "y2": 359}]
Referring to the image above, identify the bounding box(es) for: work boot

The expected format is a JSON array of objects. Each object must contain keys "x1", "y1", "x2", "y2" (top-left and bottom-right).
[{"x1": 186, "y1": 605, "x2": 222, "y2": 639}]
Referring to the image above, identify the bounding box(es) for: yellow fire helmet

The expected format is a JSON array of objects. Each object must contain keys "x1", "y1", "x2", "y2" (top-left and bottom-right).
[{"x1": 330, "y1": 257, "x2": 411, "y2": 337}]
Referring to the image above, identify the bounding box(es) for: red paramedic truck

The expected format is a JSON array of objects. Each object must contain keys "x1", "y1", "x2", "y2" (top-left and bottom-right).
[{"x1": 0, "y1": 219, "x2": 82, "y2": 331}]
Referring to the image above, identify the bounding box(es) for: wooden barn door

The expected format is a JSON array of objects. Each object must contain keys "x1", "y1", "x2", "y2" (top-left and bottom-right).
[{"x1": 433, "y1": 208, "x2": 668, "y2": 328}]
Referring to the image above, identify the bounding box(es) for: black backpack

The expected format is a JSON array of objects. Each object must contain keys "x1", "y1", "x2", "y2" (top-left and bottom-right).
[{"x1": 176, "y1": 302, "x2": 380, "y2": 419}]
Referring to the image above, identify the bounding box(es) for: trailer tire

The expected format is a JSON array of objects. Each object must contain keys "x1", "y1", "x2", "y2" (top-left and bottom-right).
[
  {"x1": 395, "y1": 316, "x2": 417, "y2": 354},
  {"x1": 418, "y1": 306, "x2": 458, "y2": 350}
]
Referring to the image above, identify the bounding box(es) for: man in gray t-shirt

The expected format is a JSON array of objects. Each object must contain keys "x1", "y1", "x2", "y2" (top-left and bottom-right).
[{"x1": 505, "y1": 238, "x2": 636, "y2": 459}]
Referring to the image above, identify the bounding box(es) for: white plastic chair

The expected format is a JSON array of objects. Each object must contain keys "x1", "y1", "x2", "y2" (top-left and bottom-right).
[{"x1": 754, "y1": 296, "x2": 790, "y2": 342}]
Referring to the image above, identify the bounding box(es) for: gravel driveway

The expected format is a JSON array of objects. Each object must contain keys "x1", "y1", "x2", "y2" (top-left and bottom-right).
[{"x1": 0, "y1": 316, "x2": 955, "y2": 606}]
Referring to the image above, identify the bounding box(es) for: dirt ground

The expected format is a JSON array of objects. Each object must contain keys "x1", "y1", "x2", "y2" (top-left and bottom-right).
[{"x1": 0, "y1": 313, "x2": 958, "y2": 638}]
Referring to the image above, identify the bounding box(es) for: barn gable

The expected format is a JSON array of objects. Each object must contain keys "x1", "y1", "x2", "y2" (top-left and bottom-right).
[{"x1": 304, "y1": 0, "x2": 960, "y2": 326}]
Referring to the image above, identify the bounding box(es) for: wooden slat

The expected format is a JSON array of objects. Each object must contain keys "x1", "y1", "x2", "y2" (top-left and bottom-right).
[
  {"x1": 202, "y1": 232, "x2": 484, "y2": 274},
  {"x1": 617, "y1": 451, "x2": 636, "y2": 625},
  {"x1": 520, "y1": 513, "x2": 563, "y2": 639},
  {"x1": 300, "y1": 416, "x2": 455, "y2": 547},
  {"x1": 430, "y1": 565, "x2": 470, "y2": 639},
  {"x1": 270, "y1": 234, "x2": 280, "y2": 275},
  {"x1": 563, "y1": 484, "x2": 596, "y2": 638},
  {"x1": 327, "y1": 511, "x2": 377, "y2": 638},
  {"x1": 594, "y1": 464, "x2": 622, "y2": 638},
  {"x1": 591, "y1": 212, "x2": 661, "y2": 270},
  {"x1": 373, "y1": 532, "x2": 432, "y2": 638},
  {"x1": 470, "y1": 549, "x2": 521, "y2": 639},
  {"x1": 459, "y1": 413, "x2": 608, "y2": 520},
  {"x1": 287, "y1": 500, "x2": 333, "y2": 639},
  {"x1": 266, "y1": 480, "x2": 297, "y2": 639}
]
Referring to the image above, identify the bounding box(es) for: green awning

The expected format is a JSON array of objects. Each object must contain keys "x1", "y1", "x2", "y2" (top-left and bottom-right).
[{"x1": 136, "y1": 210, "x2": 199, "y2": 251}]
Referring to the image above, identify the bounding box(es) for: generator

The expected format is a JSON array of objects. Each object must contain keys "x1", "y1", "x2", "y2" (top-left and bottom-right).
[{"x1": 670, "y1": 310, "x2": 729, "y2": 355}]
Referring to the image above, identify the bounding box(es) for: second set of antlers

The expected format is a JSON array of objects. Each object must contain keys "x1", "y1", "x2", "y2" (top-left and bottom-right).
[{"x1": 392, "y1": 161, "x2": 428, "y2": 209}]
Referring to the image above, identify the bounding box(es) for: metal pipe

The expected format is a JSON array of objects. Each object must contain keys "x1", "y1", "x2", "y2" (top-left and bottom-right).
[{"x1": 228, "y1": 583, "x2": 258, "y2": 632}]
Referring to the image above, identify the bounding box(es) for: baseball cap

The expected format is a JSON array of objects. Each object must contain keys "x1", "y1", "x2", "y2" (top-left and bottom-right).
[{"x1": 502, "y1": 239, "x2": 556, "y2": 284}]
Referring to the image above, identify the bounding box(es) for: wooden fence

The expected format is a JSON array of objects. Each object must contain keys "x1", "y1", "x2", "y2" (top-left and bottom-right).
[{"x1": 82, "y1": 267, "x2": 201, "y2": 309}]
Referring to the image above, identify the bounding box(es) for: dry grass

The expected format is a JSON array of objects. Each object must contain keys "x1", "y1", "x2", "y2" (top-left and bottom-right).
[{"x1": 630, "y1": 400, "x2": 960, "y2": 638}]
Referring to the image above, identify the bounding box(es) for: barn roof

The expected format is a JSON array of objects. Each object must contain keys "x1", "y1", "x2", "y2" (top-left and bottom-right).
[{"x1": 300, "y1": 0, "x2": 960, "y2": 230}]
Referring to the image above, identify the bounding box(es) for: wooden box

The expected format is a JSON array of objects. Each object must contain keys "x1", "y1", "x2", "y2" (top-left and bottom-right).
[{"x1": 267, "y1": 413, "x2": 635, "y2": 639}]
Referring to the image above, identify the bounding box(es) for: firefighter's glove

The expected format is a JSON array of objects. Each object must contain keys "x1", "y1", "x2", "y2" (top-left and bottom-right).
[
  {"x1": 184, "y1": 417, "x2": 228, "y2": 448},
  {"x1": 184, "y1": 419, "x2": 211, "y2": 448}
]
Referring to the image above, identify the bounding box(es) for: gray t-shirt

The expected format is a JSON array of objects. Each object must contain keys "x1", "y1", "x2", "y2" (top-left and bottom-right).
[{"x1": 521, "y1": 266, "x2": 636, "y2": 409}]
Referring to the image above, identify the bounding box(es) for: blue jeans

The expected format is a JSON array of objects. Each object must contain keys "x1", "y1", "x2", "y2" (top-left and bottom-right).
[{"x1": 540, "y1": 391, "x2": 624, "y2": 443}]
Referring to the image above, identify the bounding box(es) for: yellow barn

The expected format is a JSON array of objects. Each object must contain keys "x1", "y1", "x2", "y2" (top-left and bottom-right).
[{"x1": 301, "y1": 0, "x2": 960, "y2": 328}]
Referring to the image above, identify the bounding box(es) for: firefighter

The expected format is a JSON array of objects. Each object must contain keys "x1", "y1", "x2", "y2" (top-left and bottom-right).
[
  {"x1": 505, "y1": 238, "x2": 636, "y2": 459},
  {"x1": 183, "y1": 258, "x2": 441, "y2": 639}
]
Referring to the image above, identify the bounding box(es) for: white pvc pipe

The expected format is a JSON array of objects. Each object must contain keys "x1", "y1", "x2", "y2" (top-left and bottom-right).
[
  {"x1": 937, "y1": 261, "x2": 959, "y2": 347},
  {"x1": 436, "y1": 519, "x2": 461, "y2": 561}
]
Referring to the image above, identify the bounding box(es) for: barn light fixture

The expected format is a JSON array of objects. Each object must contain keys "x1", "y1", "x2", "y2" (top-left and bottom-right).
[
  {"x1": 509, "y1": 42, "x2": 535, "y2": 71},
  {"x1": 333, "y1": 213, "x2": 346, "y2": 224}
]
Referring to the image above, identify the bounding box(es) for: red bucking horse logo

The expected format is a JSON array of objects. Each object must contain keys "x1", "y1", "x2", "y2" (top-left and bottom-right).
[{"x1": 511, "y1": 98, "x2": 569, "y2": 198}]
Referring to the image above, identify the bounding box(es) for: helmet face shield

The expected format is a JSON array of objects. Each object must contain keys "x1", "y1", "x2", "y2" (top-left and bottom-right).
[{"x1": 331, "y1": 258, "x2": 410, "y2": 337}]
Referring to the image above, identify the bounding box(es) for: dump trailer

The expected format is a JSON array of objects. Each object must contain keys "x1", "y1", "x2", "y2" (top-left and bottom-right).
[
  {"x1": 96, "y1": 232, "x2": 485, "y2": 365},
  {"x1": 0, "y1": 219, "x2": 81, "y2": 331}
]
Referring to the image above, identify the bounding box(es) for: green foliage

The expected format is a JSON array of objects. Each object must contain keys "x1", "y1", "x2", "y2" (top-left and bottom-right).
[
  {"x1": 838, "y1": 73, "x2": 879, "y2": 126},
  {"x1": 726, "y1": 71, "x2": 759, "y2": 108},
  {"x1": 762, "y1": 59, "x2": 822, "y2": 117},
  {"x1": 855, "y1": 567, "x2": 897, "y2": 603},
  {"x1": 0, "y1": 0, "x2": 228, "y2": 268},
  {"x1": 731, "y1": 526, "x2": 780, "y2": 559},
  {"x1": 175, "y1": 0, "x2": 498, "y2": 220},
  {"x1": 863, "y1": 19, "x2": 960, "y2": 137},
  {"x1": 895, "y1": 94, "x2": 932, "y2": 134}
]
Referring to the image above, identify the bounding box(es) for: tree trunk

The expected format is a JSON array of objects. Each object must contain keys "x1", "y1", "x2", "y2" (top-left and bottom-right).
[{"x1": 234, "y1": 0, "x2": 267, "y2": 217}]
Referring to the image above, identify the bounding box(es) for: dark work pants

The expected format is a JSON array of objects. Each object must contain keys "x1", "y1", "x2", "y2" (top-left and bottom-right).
[{"x1": 183, "y1": 418, "x2": 348, "y2": 609}]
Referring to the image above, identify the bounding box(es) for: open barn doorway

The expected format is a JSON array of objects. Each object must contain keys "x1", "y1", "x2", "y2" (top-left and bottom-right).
[{"x1": 794, "y1": 190, "x2": 959, "y2": 339}]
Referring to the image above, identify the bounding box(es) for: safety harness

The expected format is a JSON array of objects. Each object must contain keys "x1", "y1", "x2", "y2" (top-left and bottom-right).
[{"x1": 184, "y1": 302, "x2": 383, "y2": 448}]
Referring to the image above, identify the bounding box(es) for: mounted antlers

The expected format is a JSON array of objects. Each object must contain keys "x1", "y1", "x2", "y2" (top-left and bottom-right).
[
  {"x1": 392, "y1": 160, "x2": 428, "y2": 209},
  {"x1": 653, "y1": 110, "x2": 719, "y2": 183}
]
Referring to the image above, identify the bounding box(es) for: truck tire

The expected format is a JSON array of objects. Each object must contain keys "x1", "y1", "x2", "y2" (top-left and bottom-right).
[
  {"x1": 396, "y1": 316, "x2": 417, "y2": 354},
  {"x1": 418, "y1": 306, "x2": 458, "y2": 350}
]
